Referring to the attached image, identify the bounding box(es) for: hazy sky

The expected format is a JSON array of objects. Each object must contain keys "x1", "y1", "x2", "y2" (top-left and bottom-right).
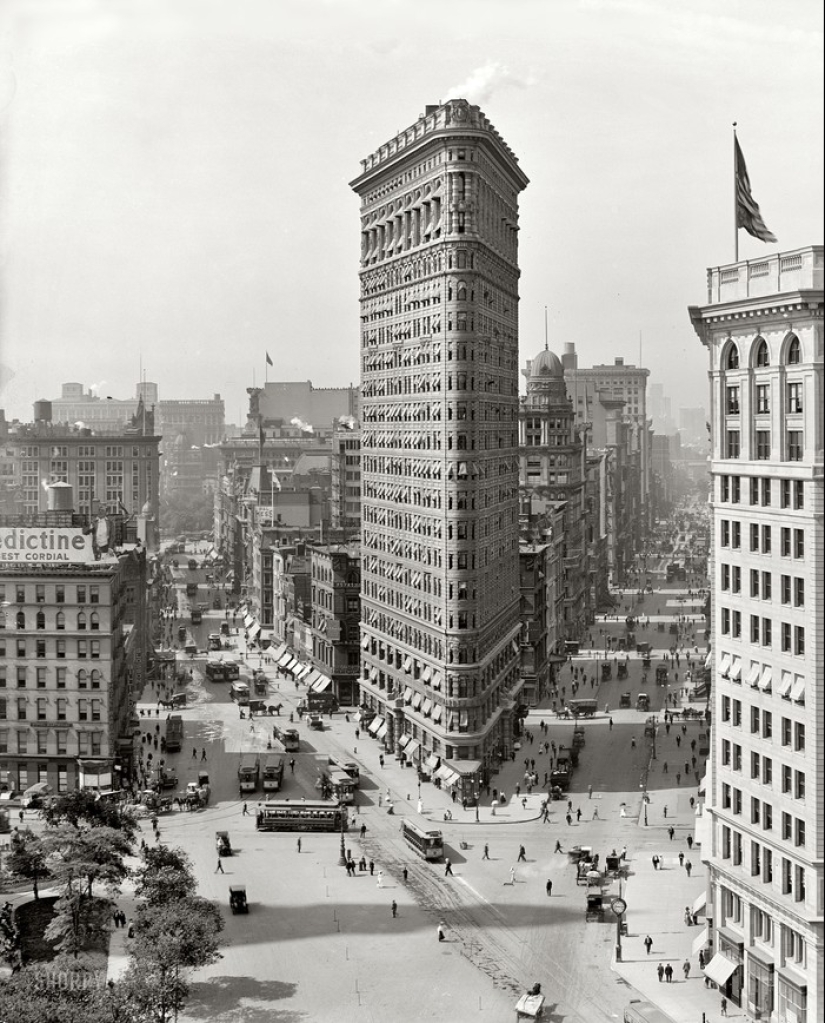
[{"x1": 1, "y1": 0, "x2": 822, "y2": 426}]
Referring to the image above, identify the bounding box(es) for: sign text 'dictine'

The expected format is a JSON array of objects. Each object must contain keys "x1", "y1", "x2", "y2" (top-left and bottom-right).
[{"x1": 0, "y1": 528, "x2": 94, "y2": 563}]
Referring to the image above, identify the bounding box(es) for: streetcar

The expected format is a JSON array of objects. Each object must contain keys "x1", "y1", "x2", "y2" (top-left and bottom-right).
[
  {"x1": 319, "y1": 768, "x2": 357, "y2": 804},
  {"x1": 400, "y1": 819, "x2": 444, "y2": 861},
  {"x1": 255, "y1": 800, "x2": 348, "y2": 833},
  {"x1": 327, "y1": 756, "x2": 360, "y2": 786}
]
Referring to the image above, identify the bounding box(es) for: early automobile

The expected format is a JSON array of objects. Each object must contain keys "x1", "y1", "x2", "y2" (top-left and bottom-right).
[
  {"x1": 216, "y1": 831, "x2": 232, "y2": 856},
  {"x1": 229, "y1": 885, "x2": 248, "y2": 914}
]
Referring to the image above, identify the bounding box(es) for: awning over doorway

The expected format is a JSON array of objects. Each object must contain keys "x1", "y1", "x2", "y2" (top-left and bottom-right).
[
  {"x1": 375, "y1": 721, "x2": 387, "y2": 740},
  {"x1": 367, "y1": 717, "x2": 383, "y2": 735},
  {"x1": 311, "y1": 675, "x2": 332, "y2": 693},
  {"x1": 703, "y1": 953, "x2": 738, "y2": 987},
  {"x1": 691, "y1": 928, "x2": 709, "y2": 956},
  {"x1": 692, "y1": 891, "x2": 707, "y2": 915}
]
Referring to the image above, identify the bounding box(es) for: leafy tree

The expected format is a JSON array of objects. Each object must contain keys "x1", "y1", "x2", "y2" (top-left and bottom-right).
[
  {"x1": 125, "y1": 896, "x2": 224, "y2": 1023},
  {"x1": 0, "y1": 956, "x2": 141, "y2": 1023},
  {"x1": 41, "y1": 790, "x2": 138, "y2": 841},
  {"x1": 6, "y1": 828, "x2": 50, "y2": 899},
  {"x1": 44, "y1": 890, "x2": 113, "y2": 961},
  {"x1": 44, "y1": 823, "x2": 132, "y2": 897},
  {"x1": 160, "y1": 488, "x2": 215, "y2": 537},
  {"x1": 133, "y1": 845, "x2": 196, "y2": 907}
]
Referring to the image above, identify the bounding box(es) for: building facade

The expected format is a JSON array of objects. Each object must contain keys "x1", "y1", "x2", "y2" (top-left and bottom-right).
[
  {"x1": 310, "y1": 543, "x2": 361, "y2": 706},
  {"x1": 689, "y1": 245, "x2": 823, "y2": 1023},
  {"x1": 330, "y1": 420, "x2": 362, "y2": 538},
  {"x1": 352, "y1": 99, "x2": 528, "y2": 796},
  {"x1": 0, "y1": 513, "x2": 145, "y2": 795}
]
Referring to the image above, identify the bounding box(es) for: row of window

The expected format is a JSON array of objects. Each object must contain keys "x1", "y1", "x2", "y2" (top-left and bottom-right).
[
  {"x1": 720, "y1": 826, "x2": 806, "y2": 903},
  {"x1": 725, "y1": 429, "x2": 803, "y2": 461},
  {"x1": 720, "y1": 757, "x2": 806, "y2": 803},
  {"x1": 719, "y1": 520, "x2": 804, "y2": 557},
  {"x1": 0, "y1": 584, "x2": 101, "y2": 605},
  {"x1": 719, "y1": 611, "x2": 805, "y2": 654},
  {"x1": 0, "y1": 666, "x2": 104, "y2": 689},
  {"x1": 0, "y1": 697, "x2": 104, "y2": 721},
  {"x1": 719, "y1": 476, "x2": 804, "y2": 509},
  {"x1": 0, "y1": 639, "x2": 103, "y2": 660},
  {"x1": 8, "y1": 611, "x2": 101, "y2": 630},
  {"x1": 0, "y1": 730, "x2": 104, "y2": 756},
  {"x1": 721, "y1": 567, "x2": 804, "y2": 605},
  {"x1": 725, "y1": 381, "x2": 803, "y2": 415}
]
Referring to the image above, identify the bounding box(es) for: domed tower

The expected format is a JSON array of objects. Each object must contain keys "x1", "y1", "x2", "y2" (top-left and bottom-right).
[{"x1": 519, "y1": 344, "x2": 589, "y2": 641}]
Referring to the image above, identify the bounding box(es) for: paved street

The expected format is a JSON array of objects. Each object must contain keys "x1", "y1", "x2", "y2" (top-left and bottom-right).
[{"x1": 106, "y1": 550, "x2": 730, "y2": 1022}]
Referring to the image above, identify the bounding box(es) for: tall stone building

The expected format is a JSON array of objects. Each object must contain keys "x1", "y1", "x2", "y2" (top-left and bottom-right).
[
  {"x1": 689, "y1": 246, "x2": 823, "y2": 1022},
  {"x1": 351, "y1": 99, "x2": 529, "y2": 796}
]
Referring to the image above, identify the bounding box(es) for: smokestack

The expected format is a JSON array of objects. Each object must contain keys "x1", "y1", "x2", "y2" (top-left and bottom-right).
[{"x1": 562, "y1": 343, "x2": 577, "y2": 371}]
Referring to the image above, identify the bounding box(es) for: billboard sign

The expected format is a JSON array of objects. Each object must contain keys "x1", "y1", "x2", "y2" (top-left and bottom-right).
[{"x1": 0, "y1": 527, "x2": 96, "y2": 564}]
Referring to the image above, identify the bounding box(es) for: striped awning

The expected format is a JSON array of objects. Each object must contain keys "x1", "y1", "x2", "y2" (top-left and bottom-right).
[
  {"x1": 278, "y1": 651, "x2": 294, "y2": 668},
  {"x1": 704, "y1": 650, "x2": 713, "y2": 668},
  {"x1": 425, "y1": 753, "x2": 439, "y2": 771},
  {"x1": 403, "y1": 657, "x2": 413, "y2": 673},
  {"x1": 405, "y1": 739, "x2": 420, "y2": 758},
  {"x1": 691, "y1": 927, "x2": 709, "y2": 956},
  {"x1": 244, "y1": 614, "x2": 255, "y2": 629},
  {"x1": 704, "y1": 953, "x2": 738, "y2": 987}
]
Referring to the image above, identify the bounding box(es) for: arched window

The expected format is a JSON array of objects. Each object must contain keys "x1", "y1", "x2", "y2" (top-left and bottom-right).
[
  {"x1": 725, "y1": 344, "x2": 740, "y2": 370},
  {"x1": 90, "y1": 670, "x2": 102, "y2": 689},
  {"x1": 77, "y1": 612, "x2": 87, "y2": 631},
  {"x1": 787, "y1": 336, "x2": 801, "y2": 364},
  {"x1": 755, "y1": 339, "x2": 769, "y2": 367},
  {"x1": 56, "y1": 612, "x2": 65, "y2": 631},
  {"x1": 77, "y1": 669, "x2": 88, "y2": 689},
  {"x1": 90, "y1": 612, "x2": 100, "y2": 631},
  {"x1": 36, "y1": 611, "x2": 46, "y2": 630},
  {"x1": 16, "y1": 611, "x2": 25, "y2": 629}
]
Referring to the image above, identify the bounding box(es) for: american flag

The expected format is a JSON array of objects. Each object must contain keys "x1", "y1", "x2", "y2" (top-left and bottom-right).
[{"x1": 735, "y1": 136, "x2": 777, "y2": 243}]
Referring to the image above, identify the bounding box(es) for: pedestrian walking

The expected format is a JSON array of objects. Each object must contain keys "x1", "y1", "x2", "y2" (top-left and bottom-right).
[
  {"x1": 720, "y1": 996, "x2": 727, "y2": 1016},
  {"x1": 663, "y1": 761, "x2": 668, "y2": 773},
  {"x1": 518, "y1": 845, "x2": 526, "y2": 862},
  {"x1": 566, "y1": 813, "x2": 572, "y2": 826},
  {"x1": 508, "y1": 866, "x2": 516, "y2": 885},
  {"x1": 437, "y1": 922, "x2": 446, "y2": 942},
  {"x1": 192, "y1": 748, "x2": 197, "y2": 758},
  {"x1": 652, "y1": 855, "x2": 660, "y2": 870},
  {"x1": 402, "y1": 866, "x2": 408, "y2": 883},
  {"x1": 576, "y1": 807, "x2": 582, "y2": 821},
  {"x1": 682, "y1": 959, "x2": 690, "y2": 979},
  {"x1": 201, "y1": 748, "x2": 207, "y2": 760},
  {"x1": 444, "y1": 858, "x2": 453, "y2": 876},
  {"x1": 360, "y1": 824, "x2": 367, "y2": 839},
  {"x1": 664, "y1": 963, "x2": 673, "y2": 983},
  {"x1": 483, "y1": 844, "x2": 490, "y2": 860},
  {"x1": 289, "y1": 758, "x2": 295, "y2": 774},
  {"x1": 685, "y1": 859, "x2": 692, "y2": 877},
  {"x1": 644, "y1": 935, "x2": 653, "y2": 955},
  {"x1": 698, "y1": 950, "x2": 705, "y2": 970},
  {"x1": 297, "y1": 838, "x2": 301, "y2": 853},
  {"x1": 657, "y1": 963, "x2": 664, "y2": 983},
  {"x1": 554, "y1": 840, "x2": 563, "y2": 853},
  {"x1": 546, "y1": 880, "x2": 553, "y2": 897},
  {"x1": 377, "y1": 870, "x2": 384, "y2": 888},
  {"x1": 592, "y1": 806, "x2": 600, "y2": 819},
  {"x1": 664, "y1": 805, "x2": 669, "y2": 818},
  {"x1": 391, "y1": 900, "x2": 397, "y2": 918},
  {"x1": 687, "y1": 835, "x2": 694, "y2": 850},
  {"x1": 588, "y1": 784, "x2": 593, "y2": 799},
  {"x1": 215, "y1": 857, "x2": 225, "y2": 873},
  {"x1": 668, "y1": 826, "x2": 675, "y2": 841},
  {"x1": 369, "y1": 860, "x2": 374, "y2": 875},
  {"x1": 242, "y1": 802, "x2": 249, "y2": 816}
]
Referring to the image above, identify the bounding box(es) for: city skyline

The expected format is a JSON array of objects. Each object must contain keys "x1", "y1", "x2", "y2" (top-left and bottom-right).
[{"x1": 0, "y1": 0, "x2": 822, "y2": 423}]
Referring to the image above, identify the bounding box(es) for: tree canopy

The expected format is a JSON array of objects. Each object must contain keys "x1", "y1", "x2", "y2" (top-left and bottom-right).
[
  {"x1": 41, "y1": 790, "x2": 138, "y2": 840},
  {"x1": 6, "y1": 828, "x2": 50, "y2": 899},
  {"x1": 133, "y1": 845, "x2": 196, "y2": 907}
]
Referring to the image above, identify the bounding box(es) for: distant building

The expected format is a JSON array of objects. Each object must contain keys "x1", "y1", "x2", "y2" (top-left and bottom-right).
[
  {"x1": 310, "y1": 543, "x2": 361, "y2": 706},
  {"x1": 689, "y1": 245, "x2": 823, "y2": 1022},
  {"x1": 0, "y1": 507, "x2": 148, "y2": 794},
  {"x1": 330, "y1": 419, "x2": 361, "y2": 538}
]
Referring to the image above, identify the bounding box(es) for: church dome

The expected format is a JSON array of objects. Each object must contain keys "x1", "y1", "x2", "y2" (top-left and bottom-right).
[{"x1": 530, "y1": 348, "x2": 564, "y2": 378}]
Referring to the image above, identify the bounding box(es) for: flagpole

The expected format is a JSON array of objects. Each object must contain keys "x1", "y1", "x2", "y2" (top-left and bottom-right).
[
  {"x1": 733, "y1": 122, "x2": 738, "y2": 263},
  {"x1": 265, "y1": 353, "x2": 269, "y2": 385}
]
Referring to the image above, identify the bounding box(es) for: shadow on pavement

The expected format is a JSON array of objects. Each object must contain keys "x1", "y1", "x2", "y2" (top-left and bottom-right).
[{"x1": 186, "y1": 975, "x2": 300, "y2": 1023}]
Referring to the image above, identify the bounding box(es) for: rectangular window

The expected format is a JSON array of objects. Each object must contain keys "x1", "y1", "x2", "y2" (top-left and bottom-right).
[
  {"x1": 794, "y1": 578, "x2": 804, "y2": 607},
  {"x1": 36, "y1": 667, "x2": 46, "y2": 689},
  {"x1": 732, "y1": 566, "x2": 741, "y2": 593},
  {"x1": 762, "y1": 757, "x2": 772, "y2": 785},
  {"x1": 761, "y1": 477, "x2": 771, "y2": 506},
  {"x1": 726, "y1": 430, "x2": 740, "y2": 459},
  {"x1": 763, "y1": 805, "x2": 772, "y2": 831},
  {"x1": 56, "y1": 698, "x2": 67, "y2": 722},
  {"x1": 751, "y1": 797, "x2": 760, "y2": 824},
  {"x1": 55, "y1": 585, "x2": 65, "y2": 604},
  {"x1": 732, "y1": 610, "x2": 741, "y2": 638},
  {"x1": 36, "y1": 640, "x2": 46, "y2": 659},
  {"x1": 78, "y1": 700, "x2": 88, "y2": 722},
  {"x1": 751, "y1": 751, "x2": 760, "y2": 779},
  {"x1": 781, "y1": 717, "x2": 791, "y2": 746},
  {"x1": 782, "y1": 765, "x2": 792, "y2": 794},
  {"x1": 751, "y1": 569, "x2": 760, "y2": 598},
  {"x1": 731, "y1": 476, "x2": 740, "y2": 503},
  {"x1": 794, "y1": 865, "x2": 805, "y2": 902},
  {"x1": 794, "y1": 771, "x2": 805, "y2": 800},
  {"x1": 750, "y1": 477, "x2": 759, "y2": 505},
  {"x1": 750, "y1": 523, "x2": 759, "y2": 552},
  {"x1": 781, "y1": 479, "x2": 791, "y2": 509},
  {"x1": 722, "y1": 739, "x2": 731, "y2": 766},
  {"x1": 16, "y1": 667, "x2": 26, "y2": 689},
  {"x1": 732, "y1": 521, "x2": 741, "y2": 549},
  {"x1": 793, "y1": 529, "x2": 804, "y2": 558},
  {"x1": 761, "y1": 572, "x2": 771, "y2": 599},
  {"x1": 17, "y1": 697, "x2": 27, "y2": 720},
  {"x1": 751, "y1": 706, "x2": 760, "y2": 734},
  {"x1": 761, "y1": 525, "x2": 771, "y2": 554},
  {"x1": 56, "y1": 668, "x2": 66, "y2": 691},
  {"x1": 750, "y1": 615, "x2": 760, "y2": 643},
  {"x1": 793, "y1": 480, "x2": 803, "y2": 509},
  {"x1": 733, "y1": 744, "x2": 742, "y2": 770},
  {"x1": 721, "y1": 695, "x2": 731, "y2": 722},
  {"x1": 756, "y1": 384, "x2": 770, "y2": 414},
  {"x1": 782, "y1": 622, "x2": 791, "y2": 653},
  {"x1": 721, "y1": 826, "x2": 731, "y2": 859},
  {"x1": 787, "y1": 381, "x2": 802, "y2": 413},
  {"x1": 781, "y1": 527, "x2": 791, "y2": 556},
  {"x1": 56, "y1": 730, "x2": 68, "y2": 755},
  {"x1": 781, "y1": 859, "x2": 792, "y2": 894},
  {"x1": 721, "y1": 607, "x2": 730, "y2": 635},
  {"x1": 36, "y1": 698, "x2": 46, "y2": 721},
  {"x1": 755, "y1": 430, "x2": 770, "y2": 460},
  {"x1": 720, "y1": 475, "x2": 730, "y2": 501},
  {"x1": 732, "y1": 700, "x2": 742, "y2": 727},
  {"x1": 763, "y1": 847, "x2": 772, "y2": 882},
  {"x1": 90, "y1": 640, "x2": 100, "y2": 659},
  {"x1": 795, "y1": 820, "x2": 805, "y2": 848},
  {"x1": 794, "y1": 722, "x2": 805, "y2": 752},
  {"x1": 733, "y1": 831, "x2": 742, "y2": 865},
  {"x1": 90, "y1": 586, "x2": 100, "y2": 604},
  {"x1": 721, "y1": 520, "x2": 730, "y2": 546},
  {"x1": 726, "y1": 385, "x2": 740, "y2": 414},
  {"x1": 787, "y1": 431, "x2": 802, "y2": 462},
  {"x1": 762, "y1": 618, "x2": 771, "y2": 647},
  {"x1": 77, "y1": 640, "x2": 87, "y2": 659},
  {"x1": 781, "y1": 575, "x2": 791, "y2": 604},
  {"x1": 76, "y1": 585, "x2": 86, "y2": 604},
  {"x1": 35, "y1": 584, "x2": 45, "y2": 603},
  {"x1": 56, "y1": 639, "x2": 66, "y2": 660},
  {"x1": 722, "y1": 564, "x2": 730, "y2": 591},
  {"x1": 762, "y1": 711, "x2": 772, "y2": 738}
]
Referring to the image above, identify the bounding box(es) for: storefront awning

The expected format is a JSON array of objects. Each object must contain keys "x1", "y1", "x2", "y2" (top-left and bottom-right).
[
  {"x1": 703, "y1": 953, "x2": 738, "y2": 987},
  {"x1": 376, "y1": 721, "x2": 387, "y2": 739},
  {"x1": 441, "y1": 768, "x2": 460, "y2": 786},
  {"x1": 691, "y1": 927, "x2": 709, "y2": 956},
  {"x1": 425, "y1": 753, "x2": 439, "y2": 771},
  {"x1": 311, "y1": 675, "x2": 332, "y2": 693},
  {"x1": 272, "y1": 642, "x2": 287, "y2": 660},
  {"x1": 758, "y1": 667, "x2": 772, "y2": 692},
  {"x1": 719, "y1": 653, "x2": 731, "y2": 676},
  {"x1": 434, "y1": 765, "x2": 453, "y2": 783},
  {"x1": 367, "y1": 716, "x2": 383, "y2": 735},
  {"x1": 730, "y1": 657, "x2": 742, "y2": 681},
  {"x1": 243, "y1": 614, "x2": 255, "y2": 629},
  {"x1": 421, "y1": 698, "x2": 432, "y2": 716},
  {"x1": 692, "y1": 891, "x2": 707, "y2": 915},
  {"x1": 405, "y1": 739, "x2": 420, "y2": 758},
  {"x1": 432, "y1": 704, "x2": 442, "y2": 722},
  {"x1": 248, "y1": 623, "x2": 261, "y2": 640},
  {"x1": 278, "y1": 651, "x2": 293, "y2": 668},
  {"x1": 398, "y1": 734, "x2": 410, "y2": 749}
]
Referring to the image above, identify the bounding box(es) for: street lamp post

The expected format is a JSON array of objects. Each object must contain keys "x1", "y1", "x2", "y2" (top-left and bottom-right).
[{"x1": 338, "y1": 819, "x2": 347, "y2": 867}]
